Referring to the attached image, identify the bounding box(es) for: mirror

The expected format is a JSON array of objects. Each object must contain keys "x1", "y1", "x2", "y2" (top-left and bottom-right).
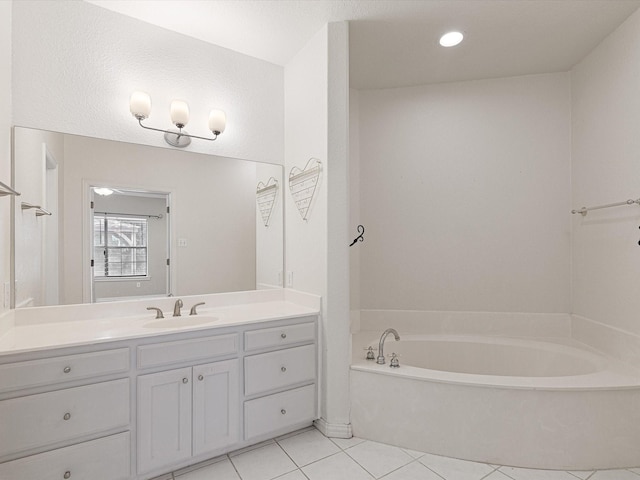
[{"x1": 12, "y1": 126, "x2": 284, "y2": 307}]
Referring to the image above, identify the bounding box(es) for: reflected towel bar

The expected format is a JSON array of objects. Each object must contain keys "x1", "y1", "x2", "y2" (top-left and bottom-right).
[
  {"x1": 21, "y1": 202, "x2": 52, "y2": 217},
  {"x1": 571, "y1": 198, "x2": 640, "y2": 216},
  {"x1": 0, "y1": 180, "x2": 20, "y2": 197}
]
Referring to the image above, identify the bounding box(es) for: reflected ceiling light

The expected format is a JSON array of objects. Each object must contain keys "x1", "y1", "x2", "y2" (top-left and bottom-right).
[
  {"x1": 94, "y1": 187, "x2": 114, "y2": 196},
  {"x1": 129, "y1": 91, "x2": 226, "y2": 148},
  {"x1": 439, "y1": 31, "x2": 464, "y2": 47}
]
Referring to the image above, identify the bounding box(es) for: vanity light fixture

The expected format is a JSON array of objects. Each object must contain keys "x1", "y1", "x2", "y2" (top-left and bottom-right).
[
  {"x1": 129, "y1": 91, "x2": 226, "y2": 148},
  {"x1": 439, "y1": 31, "x2": 464, "y2": 47}
]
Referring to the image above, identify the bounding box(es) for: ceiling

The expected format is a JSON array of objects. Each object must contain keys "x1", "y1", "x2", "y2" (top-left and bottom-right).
[{"x1": 86, "y1": 0, "x2": 640, "y2": 89}]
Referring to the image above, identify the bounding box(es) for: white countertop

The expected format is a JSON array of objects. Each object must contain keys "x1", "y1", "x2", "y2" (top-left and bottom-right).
[{"x1": 0, "y1": 290, "x2": 321, "y2": 356}]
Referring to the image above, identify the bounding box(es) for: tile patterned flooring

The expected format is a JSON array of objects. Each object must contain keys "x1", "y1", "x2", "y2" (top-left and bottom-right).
[{"x1": 154, "y1": 426, "x2": 640, "y2": 480}]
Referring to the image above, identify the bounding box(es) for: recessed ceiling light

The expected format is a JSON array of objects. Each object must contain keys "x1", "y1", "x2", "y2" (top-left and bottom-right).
[{"x1": 439, "y1": 31, "x2": 464, "y2": 47}]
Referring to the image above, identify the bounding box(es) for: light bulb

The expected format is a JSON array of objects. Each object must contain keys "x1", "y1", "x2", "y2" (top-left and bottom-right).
[
  {"x1": 129, "y1": 91, "x2": 151, "y2": 119},
  {"x1": 170, "y1": 100, "x2": 190, "y2": 127},
  {"x1": 208, "y1": 109, "x2": 226, "y2": 134}
]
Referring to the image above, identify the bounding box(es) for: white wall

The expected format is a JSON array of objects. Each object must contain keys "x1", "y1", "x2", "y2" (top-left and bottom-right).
[
  {"x1": 12, "y1": 0, "x2": 283, "y2": 164},
  {"x1": 571, "y1": 8, "x2": 640, "y2": 336},
  {"x1": 357, "y1": 73, "x2": 572, "y2": 314},
  {"x1": 0, "y1": 0, "x2": 11, "y2": 316},
  {"x1": 12, "y1": 128, "x2": 64, "y2": 307},
  {"x1": 284, "y1": 22, "x2": 351, "y2": 431},
  {"x1": 349, "y1": 89, "x2": 361, "y2": 326}
]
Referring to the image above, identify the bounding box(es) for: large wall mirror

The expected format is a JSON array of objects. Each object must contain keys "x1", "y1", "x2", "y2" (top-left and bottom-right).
[{"x1": 11, "y1": 127, "x2": 284, "y2": 308}]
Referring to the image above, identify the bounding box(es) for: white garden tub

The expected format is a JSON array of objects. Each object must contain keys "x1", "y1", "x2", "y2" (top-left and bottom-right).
[{"x1": 351, "y1": 333, "x2": 640, "y2": 470}]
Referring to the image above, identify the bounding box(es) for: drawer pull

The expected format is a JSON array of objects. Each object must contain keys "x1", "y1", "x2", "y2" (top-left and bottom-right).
[
  {"x1": 198, "y1": 374, "x2": 204, "y2": 381},
  {"x1": 281, "y1": 366, "x2": 287, "y2": 372},
  {"x1": 63, "y1": 471, "x2": 71, "y2": 479},
  {"x1": 281, "y1": 333, "x2": 287, "y2": 339},
  {"x1": 63, "y1": 413, "x2": 71, "y2": 421},
  {"x1": 183, "y1": 377, "x2": 189, "y2": 384},
  {"x1": 281, "y1": 409, "x2": 287, "y2": 415},
  {"x1": 63, "y1": 366, "x2": 71, "y2": 374}
]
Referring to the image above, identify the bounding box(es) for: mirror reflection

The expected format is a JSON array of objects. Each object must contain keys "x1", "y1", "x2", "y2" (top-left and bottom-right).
[{"x1": 12, "y1": 127, "x2": 284, "y2": 308}]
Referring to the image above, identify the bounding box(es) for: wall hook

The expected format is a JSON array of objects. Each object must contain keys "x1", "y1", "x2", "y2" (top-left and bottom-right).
[{"x1": 350, "y1": 225, "x2": 365, "y2": 247}]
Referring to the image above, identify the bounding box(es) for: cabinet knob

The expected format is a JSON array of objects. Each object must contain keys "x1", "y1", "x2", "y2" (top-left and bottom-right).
[
  {"x1": 281, "y1": 366, "x2": 287, "y2": 372},
  {"x1": 281, "y1": 333, "x2": 287, "y2": 339},
  {"x1": 198, "y1": 374, "x2": 204, "y2": 381},
  {"x1": 63, "y1": 413, "x2": 71, "y2": 421},
  {"x1": 183, "y1": 378, "x2": 189, "y2": 384},
  {"x1": 63, "y1": 366, "x2": 71, "y2": 374},
  {"x1": 63, "y1": 472, "x2": 71, "y2": 479},
  {"x1": 281, "y1": 409, "x2": 287, "y2": 415}
]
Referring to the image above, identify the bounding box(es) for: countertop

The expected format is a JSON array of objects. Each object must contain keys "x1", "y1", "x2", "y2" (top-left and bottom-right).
[{"x1": 0, "y1": 290, "x2": 321, "y2": 356}]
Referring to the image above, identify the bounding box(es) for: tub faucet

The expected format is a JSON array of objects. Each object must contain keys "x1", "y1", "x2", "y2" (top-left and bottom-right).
[
  {"x1": 173, "y1": 299, "x2": 183, "y2": 317},
  {"x1": 377, "y1": 328, "x2": 400, "y2": 364}
]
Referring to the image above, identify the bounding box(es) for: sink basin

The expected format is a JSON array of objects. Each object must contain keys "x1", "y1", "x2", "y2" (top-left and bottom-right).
[{"x1": 143, "y1": 316, "x2": 218, "y2": 329}]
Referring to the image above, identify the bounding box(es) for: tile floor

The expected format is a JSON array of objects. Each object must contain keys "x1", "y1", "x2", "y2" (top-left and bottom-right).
[{"x1": 153, "y1": 426, "x2": 640, "y2": 480}]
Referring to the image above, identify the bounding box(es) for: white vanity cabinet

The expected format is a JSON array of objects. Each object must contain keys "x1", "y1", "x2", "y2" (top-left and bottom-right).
[
  {"x1": 0, "y1": 347, "x2": 132, "y2": 480},
  {"x1": 0, "y1": 309, "x2": 318, "y2": 480},
  {"x1": 243, "y1": 320, "x2": 317, "y2": 441},
  {"x1": 137, "y1": 359, "x2": 239, "y2": 474}
]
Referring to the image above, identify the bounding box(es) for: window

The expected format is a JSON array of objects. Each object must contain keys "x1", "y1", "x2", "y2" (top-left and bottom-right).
[{"x1": 94, "y1": 215, "x2": 148, "y2": 278}]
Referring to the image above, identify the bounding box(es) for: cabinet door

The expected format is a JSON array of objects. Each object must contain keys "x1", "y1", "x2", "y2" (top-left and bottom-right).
[
  {"x1": 137, "y1": 367, "x2": 192, "y2": 474},
  {"x1": 192, "y1": 359, "x2": 240, "y2": 456}
]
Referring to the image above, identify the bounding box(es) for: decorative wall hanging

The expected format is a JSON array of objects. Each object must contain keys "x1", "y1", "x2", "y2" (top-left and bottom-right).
[
  {"x1": 349, "y1": 225, "x2": 365, "y2": 246},
  {"x1": 256, "y1": 177, "x2": 279, "y2": 227},
  {"x1": 289, "y1": 158, "x2": 322, "y2": 221}
]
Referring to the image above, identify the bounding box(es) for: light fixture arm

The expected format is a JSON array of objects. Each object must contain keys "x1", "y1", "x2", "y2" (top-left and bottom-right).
[{"x1": 136, "y1": 117, "x2": 220, "y2": 145}]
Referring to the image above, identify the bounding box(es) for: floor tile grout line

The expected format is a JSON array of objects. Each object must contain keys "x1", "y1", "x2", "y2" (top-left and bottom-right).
[
  {"x1": 226, "y1": 453, "x2": 245, "y2": 480},
  {"x1": 273, "y1": 436, "x2": 306, "y2": 472},
  {"x1": 419, "y1": 462, "x2": 447, "y2": 480},
  {"x1": 295, "y1": 450, "x2": 344, "y2": 470}
]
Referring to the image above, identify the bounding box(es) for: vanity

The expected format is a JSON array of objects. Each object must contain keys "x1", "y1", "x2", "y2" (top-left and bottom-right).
[{"x1": 0, "y1": 290, "x2": 320, "y2": 480}]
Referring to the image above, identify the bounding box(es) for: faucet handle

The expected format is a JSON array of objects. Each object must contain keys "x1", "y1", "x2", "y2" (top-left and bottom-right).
[
  {"x1": 365, "y1": 346, "x2": 375, "y2": 360},
  {"x1": 389, "y1": 353, "x2": 400, "y2": 368},
  {"x1": 189, "y1": 302, "x2": 205, "y2": 316},
  {"x1": 146, "y1": 307, "x2": 164, "y2": 319}
]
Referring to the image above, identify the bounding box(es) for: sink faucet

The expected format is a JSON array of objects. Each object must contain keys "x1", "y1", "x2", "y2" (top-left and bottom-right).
[
  {"x1": 173, "y1": 299, "x2": 183, "y2": 317},
  {"x1": 377, "y1": 328, "x2": 400, "y2": 364}
]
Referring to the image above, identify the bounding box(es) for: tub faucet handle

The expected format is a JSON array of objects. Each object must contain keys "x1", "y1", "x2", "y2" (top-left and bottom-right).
[
  {"x1": 389, "y1": 353, "x2": 400, "y2": 368},
  {"x1": 365, "y1": 346, "x2": 375, "y2": 360}
]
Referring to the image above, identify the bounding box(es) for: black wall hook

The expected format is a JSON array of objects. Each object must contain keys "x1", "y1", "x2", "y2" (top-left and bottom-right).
[{"x1": 350, "y1": 225, "x2": 365, "y2": 247}]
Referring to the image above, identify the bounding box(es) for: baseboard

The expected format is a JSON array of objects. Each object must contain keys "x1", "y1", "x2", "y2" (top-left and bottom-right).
[{"x1": 313, "y1": 418, "x2": 352, "y2": 439}]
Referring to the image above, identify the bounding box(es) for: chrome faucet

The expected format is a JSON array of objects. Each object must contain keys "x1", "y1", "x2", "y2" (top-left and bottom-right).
[
  {"x1": 377, "y1": 328, "x2": 400, "y2": 364},
  {"x1": 173, "y1": 299, "x2": 183, "y2": 317}
]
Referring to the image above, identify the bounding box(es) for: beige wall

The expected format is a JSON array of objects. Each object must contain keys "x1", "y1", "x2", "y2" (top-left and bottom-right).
[
  {"x1": 571, "y1": 8, "x2": 640, "y2": 335},
  {"x1": 357, "y1": 72, "x2": 572, "y2": 314},
  {"x1": 61, "y1": 134, "x2": 257, "y2": 305}
]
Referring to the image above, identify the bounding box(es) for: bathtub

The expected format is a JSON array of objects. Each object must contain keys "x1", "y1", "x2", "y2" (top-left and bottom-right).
[{"x1": 351, "y1": 333, "x2": 640, "y2": 470}]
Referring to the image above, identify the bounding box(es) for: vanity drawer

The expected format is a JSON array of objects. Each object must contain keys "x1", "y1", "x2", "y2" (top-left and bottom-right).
[
  {"x1": 138, "y1": 333, "x2": 238, "y2": 369},
  {"x1": 0, "y1": 348, "x2": 130, "y2": 393},
  {"x1": 0, "y1": 432, "x2": 130, "y2": 480},
  {"x1": 244, "y1": 384, "x2": 316, "y2": 440},
  {"x1": 0, "y1": 378, "x2": 130, "y2": 457},
  {"x1": 244, "y1": 321, "x2": 315, "y2": 351},
  {"x1": 244, "y1": 344, "x2": 316, "y2": 396}
]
